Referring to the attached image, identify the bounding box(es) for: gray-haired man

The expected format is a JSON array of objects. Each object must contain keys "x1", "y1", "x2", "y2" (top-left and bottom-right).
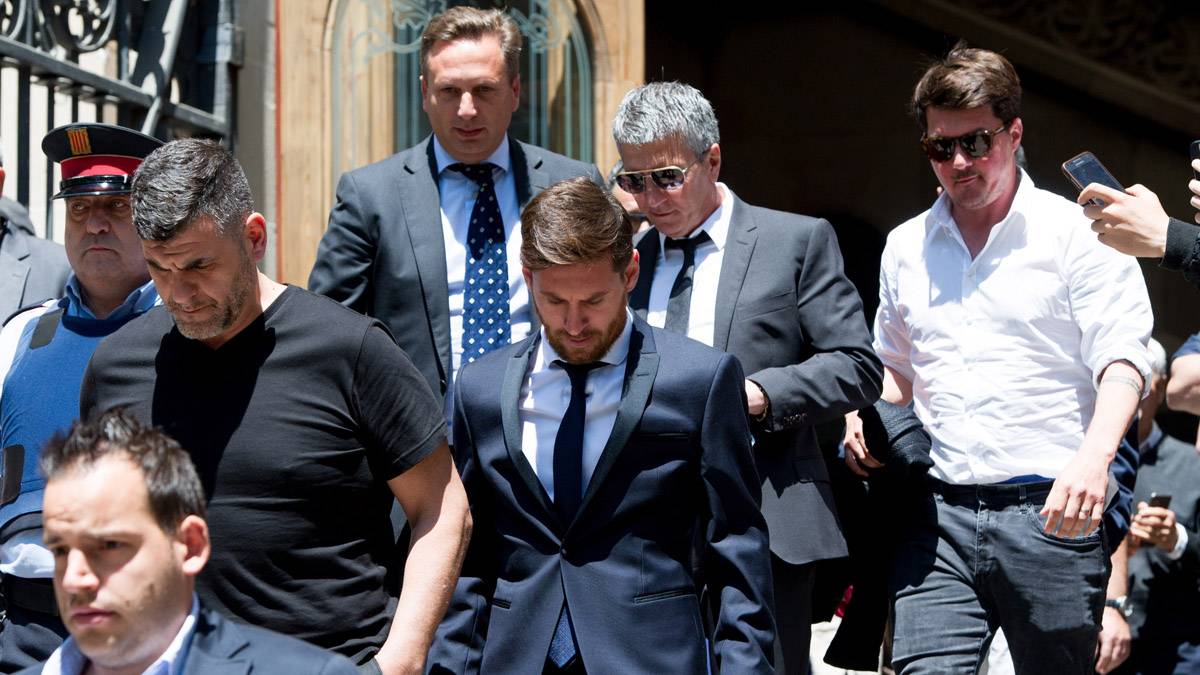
[{"x1": 615, "y1": 81, "x2": 883, "y2": 674}]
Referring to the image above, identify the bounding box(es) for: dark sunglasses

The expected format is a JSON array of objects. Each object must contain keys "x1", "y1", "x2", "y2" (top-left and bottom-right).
[
  {"x1": 920, "y1": 124, "x2": 1008, "y2": 162},
  {"x1": 614, "y1": 155, "x2": 703, "y2": 194}
]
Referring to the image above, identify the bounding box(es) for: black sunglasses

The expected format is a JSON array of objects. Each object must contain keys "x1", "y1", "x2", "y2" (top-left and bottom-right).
[
  {"x1": 614, "y1": 155, "x2": 704, "y2": 194},
  {"x1": 920, "y1": 124, "x2": 1008, "y2": 162}
]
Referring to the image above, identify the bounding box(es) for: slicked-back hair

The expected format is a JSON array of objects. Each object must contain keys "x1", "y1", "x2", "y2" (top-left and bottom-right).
[
  {"x1": 131, "y1": 138, "x2": 253, "y2": 241},
  {"x1": 521, "y1": 177, "x2": 632, "y2": 272},
  {"x1": 612, "y1": 82, "x2": 720, "y2": 158},
  {"x1": 912, "y1": 42, "x2": 1021, "y2": 132},
  {"x1": 42, "y1": 408, "x2": 206, "y2": 534},
  {"x1": 420, "y1": 6, "x2": 522, "y2": 81}
]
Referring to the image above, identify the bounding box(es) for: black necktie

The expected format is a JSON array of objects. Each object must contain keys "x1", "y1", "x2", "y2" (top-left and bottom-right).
[
  {"x1": 449, "y1": 162, "x2": 510, "y2": 363},
  {"x1": 663, "y1": 231, "x2": 710, "y2": 334},
  {"x1": 552, "y1": 360, "x2": 602, "y2": 524},
  {"x1": 547, "y1": 359, "x2": 601, "y2": 670}
]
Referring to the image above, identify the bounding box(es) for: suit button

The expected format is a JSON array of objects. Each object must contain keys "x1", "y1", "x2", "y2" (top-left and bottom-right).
[{"x1": 561, "y1": 545, "x2": 569, "y2": 557}]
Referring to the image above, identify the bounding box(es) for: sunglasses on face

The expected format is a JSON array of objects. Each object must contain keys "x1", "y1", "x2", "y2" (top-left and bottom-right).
[
  {"x1": 920, "y1": 124, "x2": 1008, "y2": 162},
  {"x1": 614, "y1": 155, "x2": 704, "y2": 194}
]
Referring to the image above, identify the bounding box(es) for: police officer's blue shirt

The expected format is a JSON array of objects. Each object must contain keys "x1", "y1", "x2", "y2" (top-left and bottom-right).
[{"x1": 0, "y1": 276, "x2": 157, "y2": 578}]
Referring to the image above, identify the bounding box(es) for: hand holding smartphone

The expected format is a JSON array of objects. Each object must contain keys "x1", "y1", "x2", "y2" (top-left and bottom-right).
[
  {"x1": 1149, "y1": 492, "x2": 1172, "y2": 509},
  {"x1": 1062, "y1": 151, "x2": 1125, "y2": 206}
]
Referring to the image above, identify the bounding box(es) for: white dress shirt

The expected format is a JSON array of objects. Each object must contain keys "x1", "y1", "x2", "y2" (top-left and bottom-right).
[
  {"x1": 874, "y1": 170, "x2": 1152, "y2": 485},
  {"x1": 43, "y1": 595, "x2": 200, "y2": 675},
  {"x1": 434, "y1": 137, "x2": 533, "y2": 375},
  {"x1": 644, "y1": 183, "x2": 734, "y2": 346},
  {"x1": 519, "y1": 311, "x2": 633, "y2": 499}
]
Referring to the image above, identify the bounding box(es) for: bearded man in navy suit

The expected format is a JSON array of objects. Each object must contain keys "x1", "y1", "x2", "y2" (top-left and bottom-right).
[{"x1": 428, "y1": 177, "x2": 775, "y2": 674}]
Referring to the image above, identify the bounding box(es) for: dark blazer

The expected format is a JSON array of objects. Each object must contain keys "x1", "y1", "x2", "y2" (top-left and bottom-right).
[
  {"x1": 18, "y1": 607, "x2": 358, "y2": 674},
  {"x1": 631, "y1": 196, "x2": 883, "y2": 565},
  {"x1": 428, "y1": 318, "x2": 776, "y2": 674},
  {"x1": 1127, "y1": 427, "x2": 1200, "y2": 643},
  {"x1": 0, "y1": 220, "x2": 69, "y2": 324},
  {"x1": 308, "y1": 135, "x2": 603, "y2": 399}
]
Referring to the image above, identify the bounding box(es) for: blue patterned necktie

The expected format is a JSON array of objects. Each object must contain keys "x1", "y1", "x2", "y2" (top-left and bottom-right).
[{"x1": 451, "y1": 162, "x2": 510, "y2": 363}]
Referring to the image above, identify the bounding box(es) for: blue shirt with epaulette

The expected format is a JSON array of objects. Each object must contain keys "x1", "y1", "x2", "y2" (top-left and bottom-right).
[{"x1": 0, "y1": 277, "x2": 157, "y2": 542}]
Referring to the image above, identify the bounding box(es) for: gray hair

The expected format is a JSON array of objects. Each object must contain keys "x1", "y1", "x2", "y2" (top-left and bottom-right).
[
  {"x1": 1148, "y1": 337, "x2": 1167, "y2": 377},
  {"x1": 612, "y1": 82, "x2": 720, "y2": 158},
  {"x1": 131, "y1": 138, "x2": 253, "y2": 241}
]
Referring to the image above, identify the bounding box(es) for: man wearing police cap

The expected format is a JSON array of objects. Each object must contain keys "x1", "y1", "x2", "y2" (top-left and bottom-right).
[{"x1": 0, "y1": 123, "x2": 161, "y2": 671}]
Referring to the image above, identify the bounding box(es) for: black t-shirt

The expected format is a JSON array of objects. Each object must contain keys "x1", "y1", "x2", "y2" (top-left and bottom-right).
[{"x1": 80, "y1": 286, "x2": 446, "y2": 662}]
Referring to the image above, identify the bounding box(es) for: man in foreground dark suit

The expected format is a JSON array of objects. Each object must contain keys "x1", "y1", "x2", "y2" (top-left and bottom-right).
[
  {"x1": 614, "y1": 81, "x2": 883, "y2": 674},
  {"x1": 309, "y1": 6, "x2": 602, "y2": 408},
  {"x1": 23, "y1": 408, "x2": 356, "y2": 675},
  {"x1": 428, "y1": 178, "x2": 775, "y2": 674}
]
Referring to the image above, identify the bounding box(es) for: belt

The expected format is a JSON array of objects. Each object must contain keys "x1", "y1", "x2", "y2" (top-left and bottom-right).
[{"x1": 2, "y1": 575, "x2": 58, "y2": 617}]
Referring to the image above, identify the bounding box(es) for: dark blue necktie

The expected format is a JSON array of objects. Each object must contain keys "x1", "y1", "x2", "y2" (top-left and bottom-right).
[
  {"x1": 547, "y1": 359, "x2": 601, "y2": 669},
  {"x1": 451, "y1": 162, "x2": 510, "y2": 363}
]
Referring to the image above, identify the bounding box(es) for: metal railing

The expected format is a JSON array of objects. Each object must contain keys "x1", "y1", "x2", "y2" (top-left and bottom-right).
[{"x1": 0, "y1": 0, "x2": 239, "y2": 240}]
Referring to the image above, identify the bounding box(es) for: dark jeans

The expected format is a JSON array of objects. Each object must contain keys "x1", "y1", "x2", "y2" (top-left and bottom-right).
[{"x1": 889, "y1": 480, "x2": 1109, "y2": 675}]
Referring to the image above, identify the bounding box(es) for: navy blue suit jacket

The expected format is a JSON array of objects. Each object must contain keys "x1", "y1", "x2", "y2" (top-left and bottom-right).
[
  {"x1": 19, "y1": 607, "x2": 357, "y2": 674},
  {"x1": 428, "y1": 318, "x2": 775, "y2": 673}
]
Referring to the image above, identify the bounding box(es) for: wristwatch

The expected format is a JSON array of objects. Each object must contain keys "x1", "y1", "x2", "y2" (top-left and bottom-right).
[{"x1": 1104, "y1": 595, "x2": 1131, "y2": 619}]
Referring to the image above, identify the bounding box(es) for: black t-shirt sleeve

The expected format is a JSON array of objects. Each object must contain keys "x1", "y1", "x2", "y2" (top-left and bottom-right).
[{"x1": 352, "y1": 321, "x2": 447, "y2": 479}]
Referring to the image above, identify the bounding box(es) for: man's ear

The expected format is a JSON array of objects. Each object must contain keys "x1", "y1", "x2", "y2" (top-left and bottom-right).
[
  {"x1": 176, "y1": 515, "x2": 210, "y2": 577},
  {"x1": 244, "y1": 213, "x2": 268, "y2": 263},
  {"x1": 624, "y1": 249, "x2": 640, "y2": 291}
]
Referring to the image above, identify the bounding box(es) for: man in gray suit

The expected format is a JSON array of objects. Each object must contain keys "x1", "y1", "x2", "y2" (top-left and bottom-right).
[
  {"x1": 0, "y1": 151, "x2": 69, "y2": 322},
  {"x1": 616, "y1": 81, "x2": 883, "y2": 675},
  {"x1": 309, "y1": 6, "x2": 602, "y2": 407}
]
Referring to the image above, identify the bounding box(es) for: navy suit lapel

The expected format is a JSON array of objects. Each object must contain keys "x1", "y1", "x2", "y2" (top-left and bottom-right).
[
  {"x1": 629, "y1": 232, "x2": 660, "y2": 321},
  {"x1": 400, "y1": 137, "x2": 452, "y2": 384},
  {"x1": 573, "y1": 319, "x2": 659, "y2": 527},
  {"x1": 713, "y1": 198, "x2": 757, "y2": 351},
  {"x1": 183, "y1": 609, "x2": 252, "y2": 674},
  {"x1": 500, "y1": 334, "x2": 560, "y2": 527}
]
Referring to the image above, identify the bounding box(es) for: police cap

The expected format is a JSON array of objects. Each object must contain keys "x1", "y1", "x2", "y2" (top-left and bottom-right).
[{"x1": 41, "y1": 123, "x2": 163, "y2": 199}]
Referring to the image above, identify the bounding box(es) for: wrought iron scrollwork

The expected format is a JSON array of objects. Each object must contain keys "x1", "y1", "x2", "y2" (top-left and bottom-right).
[
  {"x1": 1, "y1": 0, "x2": 29, "y2": 40},
  {"x1": 39, "y1": 0, "x2": 117, "y2": 53}
]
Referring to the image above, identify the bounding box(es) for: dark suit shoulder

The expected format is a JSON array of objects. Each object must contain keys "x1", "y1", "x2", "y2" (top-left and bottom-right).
[
  {"x1": 646, "y1": 323, "x2": 734, "y2": 375},
  {"x1": 189, "y1": 608, "x2": 358, "y2": 674},
  {"x1": 735, "y1": 198, "x2": 831, "y2": 234},
  {"x1": 513, "y1": 139, "x2": 599, "y2": 180}
]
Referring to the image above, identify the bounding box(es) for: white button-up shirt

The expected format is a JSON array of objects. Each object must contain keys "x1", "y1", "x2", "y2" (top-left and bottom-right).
[
  {"x1": 874, "y1": 170, "x2": 1152, "y2": 484},
  {"x1": 519, "y1": 311, "x2": 632, "y2": 499},
  {"x1": 644, "y1": 183, "x2": 733, "y2": 346}
]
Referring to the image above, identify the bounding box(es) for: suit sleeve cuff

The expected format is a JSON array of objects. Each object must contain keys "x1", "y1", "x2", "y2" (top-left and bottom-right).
[{"x1": 1161, "y1": 217, "x2": 1200, "y2": 270}]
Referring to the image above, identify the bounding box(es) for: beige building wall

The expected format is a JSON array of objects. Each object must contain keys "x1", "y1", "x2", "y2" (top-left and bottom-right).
[{"x1": 275, "y1": 0, "x2": 644, "y2": 286}]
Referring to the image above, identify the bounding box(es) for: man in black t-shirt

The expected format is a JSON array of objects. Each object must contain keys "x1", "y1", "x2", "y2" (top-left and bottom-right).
[{"x1": 79, "y1": 139, "x2": 471, "y2": 671}]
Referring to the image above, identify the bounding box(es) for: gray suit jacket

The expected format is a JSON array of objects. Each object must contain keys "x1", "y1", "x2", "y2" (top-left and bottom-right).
[
  {"x1": 631, "y1": 195, "x2": 883, "y2": 564},
  {"x1": 0, "y1": 220, "x2": 69, "y2": 324},
  {"x1": 308, "y1": 135, "x2": 602, "y2": 399}
]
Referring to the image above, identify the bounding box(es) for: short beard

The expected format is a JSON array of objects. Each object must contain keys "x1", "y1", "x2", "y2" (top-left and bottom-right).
[
  {"x1": 171, "y1": 256, "x2": 255, "y2": 341},
  {"x1": 543, "y1": 296, "x2": 628, "y2": 364}
]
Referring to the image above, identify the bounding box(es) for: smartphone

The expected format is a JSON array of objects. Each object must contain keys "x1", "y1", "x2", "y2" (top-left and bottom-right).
[
  {"x1": 1149, "y1": 492, "x2": 1172, "y2": 509},
  {"x1": 1190, "y1": 140, "x2": 1200, "y2": 180},
  {"x1": 1062, "y1": 151, "x2": 1125, "y2": 206}
]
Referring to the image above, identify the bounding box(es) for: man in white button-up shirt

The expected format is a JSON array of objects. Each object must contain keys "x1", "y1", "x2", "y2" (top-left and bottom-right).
[{"x1": 844, "y1": 45, "x2": 1152, "y2": 674}]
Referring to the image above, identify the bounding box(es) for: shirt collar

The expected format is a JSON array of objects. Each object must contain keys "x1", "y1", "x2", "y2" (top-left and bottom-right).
[
  {"x1": 64, "y1": 276, "x2": 159, "y2": 321},
  {"x1": 925, "y1": 168, "x2": 1034, "y2": 246},
  {"x1": 656, "y1": 182, "x2": 734, "y2": 252},
  {"x1": 433, "y1": 134, "x2": 511, "y2": 176},
  {"x1": 1140, "y1": 422, "x2": 1164, "y2": 455},
  {"x1": 538, "y1": 308, "x2": 634, "y2": 371},
  {"x1": 50, "y1": 595, "x2": 200, "y2": 675}
]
